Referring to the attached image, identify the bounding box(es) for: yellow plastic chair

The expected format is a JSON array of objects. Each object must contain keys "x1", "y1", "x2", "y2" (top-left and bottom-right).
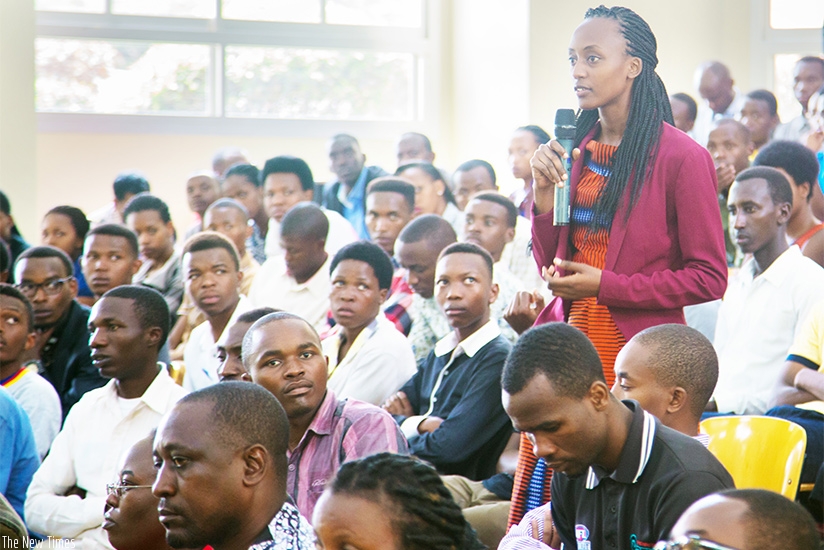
[{"x1": 700, "y1": 415, "x2": 807, "y2": 499}]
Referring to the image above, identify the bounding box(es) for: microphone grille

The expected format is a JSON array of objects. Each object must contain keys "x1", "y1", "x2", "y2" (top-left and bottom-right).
[{"x1": 555, "y1": 109, "x2": 576, "y2": 127}]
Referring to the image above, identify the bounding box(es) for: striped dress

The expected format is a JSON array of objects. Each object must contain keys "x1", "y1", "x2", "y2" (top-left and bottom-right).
[{"x1": 568, "y1": 139, "x2": 626, "y2": 383}]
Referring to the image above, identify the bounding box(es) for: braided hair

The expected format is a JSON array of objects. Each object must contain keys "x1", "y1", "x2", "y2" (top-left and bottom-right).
[
  {"x1": 328, "y1": 453, "x2": 486, "y2": 550},
  {"x1": 576, "y1": 5, "x2": 673, "y2": 225}
]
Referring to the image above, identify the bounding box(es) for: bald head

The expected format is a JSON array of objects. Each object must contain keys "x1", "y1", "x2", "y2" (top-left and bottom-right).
[
  {"x1": 280, "y1": 202, "x2": 329, "y2": 242},
  {"x1": 398, "y1": 213, "x2": 457, "y2": 251},
  {"x1": 396, "y1": 132, "x2": 435, "y2": 166},
  {"x1": 697, "y1": 61, "x2": 735, "y2": 115}
]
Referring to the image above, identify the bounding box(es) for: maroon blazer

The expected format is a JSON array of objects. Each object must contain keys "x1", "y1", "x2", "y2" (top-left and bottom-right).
[{"x1": 532, "y1": 122, "x2": 728, "y2": 341}]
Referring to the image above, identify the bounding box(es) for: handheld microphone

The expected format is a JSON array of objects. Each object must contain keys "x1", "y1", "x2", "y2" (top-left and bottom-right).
[{"x1": 553, "y1": 109, "x2": 576, "y2": 226}]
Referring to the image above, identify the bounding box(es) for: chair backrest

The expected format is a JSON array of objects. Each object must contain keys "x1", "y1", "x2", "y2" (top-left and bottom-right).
[{"x1": 700, "y1": 415, "x2": 807, "y2": 499}]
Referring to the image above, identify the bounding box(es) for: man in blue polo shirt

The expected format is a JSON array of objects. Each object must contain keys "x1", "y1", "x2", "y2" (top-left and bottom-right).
[
  {"x1": 499, "y1": 323, "x2": 733, "y2": 550},
  {"x1": 0, "y1": 386, "x2": 38, "y2": 523}
]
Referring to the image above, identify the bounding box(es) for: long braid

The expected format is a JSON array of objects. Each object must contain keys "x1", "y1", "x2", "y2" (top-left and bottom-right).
[
  {"x1": 577, "y1": 5, "x2": 674, "y2": 226},
  {"x1": 329, "y1": 453, "x2": 486, "y2": 550}
]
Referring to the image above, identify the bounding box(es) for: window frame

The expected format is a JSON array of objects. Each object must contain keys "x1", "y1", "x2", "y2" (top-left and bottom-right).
[{"x1": 35, "y1": 0, "x2": 441, "y2": 137}]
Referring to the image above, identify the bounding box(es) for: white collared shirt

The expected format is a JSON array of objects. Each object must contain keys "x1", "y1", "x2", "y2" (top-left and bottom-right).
[
  {"x1": 25, "y1": 366, "x2": 187, "y2": 549},
  {"x1": 693, "y1": 87, "x2": 748, "y2": 146},
  {"x1": 713, "y1": 245, "x2": 824, "y2": 414},
  {"x1": 500, "y1": 215, "x2": 546, "y2": 296},
  {"x1": 401, "y1": 320, "x2": 501, "y2": 438},
  {"x1": 183, "y1": 295, "x2": 253, "y2": 392},
  {"x1": 322, "y1": 314, "x2": 417, "y2": 406},
  {"x1": 249, "y1": 255, "x2": 332, "y2": 332}
]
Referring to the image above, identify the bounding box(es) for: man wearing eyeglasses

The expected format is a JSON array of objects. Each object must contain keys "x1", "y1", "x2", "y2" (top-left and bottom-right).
[{"x1": 13, "y1": 245, "x2": 106, "y2": 416}]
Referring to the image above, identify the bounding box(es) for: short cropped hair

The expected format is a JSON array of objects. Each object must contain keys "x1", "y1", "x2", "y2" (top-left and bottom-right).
[
  {"x1": 670, "y1": 93, "x2": 698, "y2": 123},
  {"x1": 735, "y1": 166, "x2": 794, "y2": 207},
  {"x1": 367, "y1": 177, "x2": 416, "y2": 214},
  {"x1": 236, "y1": 307, "x2": 279, "y2": 325},
  {"x1": 330, "y1": 241, "x2": 394, "y2": 290},
  {"x1": 517, "y1": 125, "x2": 551, "y2": 145},
  {"x1": 746, "y1": 89, "x2": 778, "y2": 117},
  {"x1": 0, "y1": 283, "x2": 34, "y2": 331},
  {"x1": 400, "y1": 132, "x2": 433, "y2": 153},
  {"x1": 176, "y1": 382, "x2": 290, "y2": 477},
  {"x1": 454, "y1": 159, "x2": 497, "y2": 187},
  {"x1": 502, "y1": 323, "x2": 605, "y2": 399},
  {"x1": 242, "y1": 312, "x2": 318, "y2": 368},
  {"x1": 182, "y1": 231, "x2": 240, "y2": 271},
  {"x1": 46, "y1": 206, "x2": 90, "y2": 241},
  {"x1": 468, "y1": 192, "x2": 518, "y2": 228},
  {"x1": 205, "y1": 197, "x2": 250, "y2": 219},
  {"x1": 797, "y1": 56, "x2": 824, "y2": 74},
  {"x1": 396, "y1": 161, "x2": 457, "y2": 206},
  {"x1": 123, "y1": 194, "x2": 172, "y2": 224},
  {"x1": 719, "y1": 488, "x2": 819, "y2": 550},
  {"x1": 224, "y1": 163, "x2": 261, "y2": 188},
  {"x1": 397, "y1": 214, "x2": 457, "y2": 249},
  {"x1": 753, "y1": 140, "x2": 820, "y2": 202},
  {"x1": 113, "y1": 172, "x2": 150, "y2": 201},
  {"x1": 260, "y1": 156, "x2": 315, "y2": 192},
  {"x1": 86, "y1": 224, "x2": 140, "y2": 259},
  {"x1": 280, "y1": 203, "x2": 328, "y2": 242},
  {"x1": 438, "y1": 241, "x2": 494, "y2": 281},
  {"x1": 712, "y1": 118, "x2": 751, "y2": 144},
  {"x1": 16, "y1": 245, "x2": 74, "y2": 277},
  {"x1": 103, "y1": 285, "x2": 171, "y2": 349},
  {"x1": 632, "y1": 324, "x2": 718, "y2": 417}
]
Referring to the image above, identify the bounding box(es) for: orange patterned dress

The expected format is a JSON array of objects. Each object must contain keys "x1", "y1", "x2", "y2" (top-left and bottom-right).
[{"x1": 567, "y1": 140, "x2": 626, "y2": 383}]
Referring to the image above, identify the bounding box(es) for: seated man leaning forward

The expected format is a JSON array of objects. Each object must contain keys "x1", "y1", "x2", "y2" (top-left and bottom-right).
[
  {"x1": 243, "y1": 311, "x2": 408, "y2": 521},
  {"x1": 321, "y1": 241, "x2": 416, "y2": 406},
  {"x1": 383, "y1": 242, "x2": 513, "y2": 481},
  {"x1": 499, "y1": 323, "x2": 733, "y2": 550},
  {"x1": 153, "y1": 382, "x2": 315, "y2": 550},
  {"x1": 25, "y1": 285, "x2": 186, "y2": 549}
]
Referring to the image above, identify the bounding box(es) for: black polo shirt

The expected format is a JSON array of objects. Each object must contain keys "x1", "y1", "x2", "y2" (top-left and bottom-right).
[{"x1": 551, "y1": 401, "x2": 734, "y2": 550}]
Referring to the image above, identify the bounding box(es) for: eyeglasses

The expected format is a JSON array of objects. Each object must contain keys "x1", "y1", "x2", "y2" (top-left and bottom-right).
[
  {"x1": 16, "y1": 277, "x2": 73, "y2": 297},
  {"x1": 654, "y1": 535, "x2": 739, "y2": 550},
  {"x1": 106, "y1": 482, "x2": 154, "y2": 499}
]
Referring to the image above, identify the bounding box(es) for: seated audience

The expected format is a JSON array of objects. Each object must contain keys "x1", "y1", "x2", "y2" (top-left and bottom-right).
[
  {"x1": 250, "y1": 203, "x2": 332, "y2": 332},
  {"x1": 508, "y1": 125, "x2": 550, "y2": 218},
  {"x1": 216, "y1": 307, "x2": 277, "y2": 383},
  {"x1": 738, "y1": 89, "x2": 780, "y2": 154},
  {"x1": 261, "y1": 155, "x2": 357, "y2": 261},
  {"x1": 694, "y1": 61, "x2": 746, "y2": 145},
  {"x1": 396, "y1": 162, "x2": 463, "y2": 236},
  {"x1": 0, "y1": 190, "x2": 30, "y2": 284},
  {"x1": 183, "y1": 172, "x2": 220, "y2": 240},
  {"x1": 243, "y1": 311, "x2": 407, "y2": 520},
  {"x1": 313, "y1": 453, "x2": 484, "y2": 550},
  {"x1": 153, "y1": 382, "x2": 314, "y2": 550},
  {"x1": 221, "y1": 163, "x2": 267, "y2": 263},
  {"x1": 452, "y1": 160, "x2": 544, "y2": 295},
  {"x1": 396, "y1": 215, "x2": 456, "y2": 363},
  {"x1": 666, "y1": 489, "x2": 818, "y2": 550},
  {"x1": 211, "y1": 146, "x2": 249, "y2": 179},
  {"x1": 753, "y1": 139, "x2": 824, "y2": 267},
  {"x1": 103, "y1": 433, "x2": 172, "y2": 550},
  {"x1": 14, "y1": 246, "x2": 104, "y2": 415},
  {"x1": 88, "y1": 171, "x2": 150, "y2": 228},
  {"x1": 383, "y1": 242, "x2": 512, "y2": 480},
  {"x1": 322, "y1": 134, "x2": 388, "y2": 240},
  {"x1": 25, "y1": 286, "x2": 186, "y2": 548},
  {"x1": 41, "y1": 205, "x2": 95, "y2": 306},
  {"x1": 0, "y1": 284, "x2": 61, "y2": 459},
  {"x1": 775, "y1": 56, "x2": 824, "y2": 143},
  {"x1": 81, "y1": 224, "x2": 143, "y2": 302},
  {"x1": 0, "y1": 386, "x2": 38, "y2": 525},
  {"x1": 669, "y1": 92, "x2": 698, "y2": 136},
  {"x1": 181, "y1": 232, "x2": 251, "y2": 392},
  {"x1": 500, "y1": 323, "x2": 733, "y2": 550},
  {"x1": 124, "y1": 195, "x2": 184, "y2": 319},
  {"x1": 463, "y1": 192, "x2": 523, "y2": 343},
  {"x1": 322, "y1": 242, "x2": 416, "y2": 406},
  {"x1": 395, "y1": 131, "x2": 436, "y2": 166},
  {"x1": 712, "y1": 167, "x2": 824, "y2": 414},
  {"x1": 0, "y1": 491, "x2": 28, "y2": 548}
]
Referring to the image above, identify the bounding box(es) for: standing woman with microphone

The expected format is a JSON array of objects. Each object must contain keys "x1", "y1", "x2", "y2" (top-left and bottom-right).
[{"x1": 530, "y1": 5, "x2": 727, "y2": 379}]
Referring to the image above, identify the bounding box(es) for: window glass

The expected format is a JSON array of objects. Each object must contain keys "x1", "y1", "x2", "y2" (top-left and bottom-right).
[
  {"x1": 36, "y1": 38, "x2": 211, "y2": 115},
  {"x1": 36, "y1": 0, "x2": 105, "y2": 13},
  {"x1": 221, "y1": 0, "x2": 321, "y2": 23},
  {"x1": 770, "y1": 0, "x2": 824, "y2": 29},
  {"x1": 111, "y1": 0, "x2": 216, "y2": 19},
  {"x1": 325, "y1": 0, "x2": 422, "y2": 28},
  {"x1": 224, "y1": 46, "x2": 414, "y2": 120}
]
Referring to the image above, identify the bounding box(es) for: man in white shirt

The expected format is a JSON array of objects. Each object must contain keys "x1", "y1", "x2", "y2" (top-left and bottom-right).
[
  {"x1": 88, "y1": 172, "x2": 150, "y2": 229},
  {"x1": 25, "y1": 285, "x2": 186, "y2": 549},
  {"x1": 182, "y1": 232, "x2": 252, "y2": 392},
  {"x1": 712, "y1": 167, "x2": 824, "y2": 414},
  {"x1": 693, "y1": 61, "x2": 747, "y2": 145},
  {"x1": 250, "y1": 203, "x2": 332, "y2": 332},
  {"x1": 774, "y1": 56, "x2": 824, "y2": 143}
]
